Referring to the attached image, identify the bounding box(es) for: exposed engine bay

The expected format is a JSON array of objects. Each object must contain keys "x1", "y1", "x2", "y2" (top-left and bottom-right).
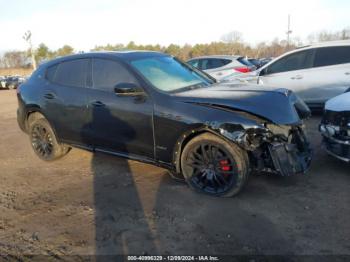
[{"x1": 228, "y1": 123, "x2": 312, "y2": 176}]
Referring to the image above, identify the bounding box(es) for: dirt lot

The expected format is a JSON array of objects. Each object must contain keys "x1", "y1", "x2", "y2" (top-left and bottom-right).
[{"x1": 0, "y1": 90, "x2": 349, "y2": 260}]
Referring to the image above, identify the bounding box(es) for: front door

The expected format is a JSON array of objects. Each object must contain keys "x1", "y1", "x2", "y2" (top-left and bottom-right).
[
  {"x1": 258, "y1": 49, "x2": 315, "y2": 103},
  {"x1": 85, "y1": 58, "x2": 154, "y2": 159}
]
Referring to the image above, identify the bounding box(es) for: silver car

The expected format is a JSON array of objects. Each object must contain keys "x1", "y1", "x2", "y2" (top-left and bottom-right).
[
  {"x1": 187, "y1": 55, "x2": 255, "y2": 80},
  {"x1": 227, "y1": 40, "x2": 350, "y2": 109}
]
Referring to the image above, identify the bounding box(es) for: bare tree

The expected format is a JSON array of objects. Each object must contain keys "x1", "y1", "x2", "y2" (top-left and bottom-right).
[
  {"x1": 339, "y1": 27, "x2": 350, "y2": 40},
  {"x1": 220, "y1": 31, "x2": 244, "y2": 55},
  {"x1": 221, "y1": 31, "x2": 243, "y2": 43},
  {"x1": 23, "y1": 31, "x2": 37, "y2": 70},
  {"x1": 2, "y1": 51, "x2": 28, "y2": 68}
]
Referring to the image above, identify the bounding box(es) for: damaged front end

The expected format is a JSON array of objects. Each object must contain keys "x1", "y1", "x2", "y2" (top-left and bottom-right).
[
  {"x1": 320, "y1": 110, "x2": 350, "y2": 162},
  {"x1": 178, "y1": 85, "x2": 313, "y2": 176},
  {"x1": 240, "y1": 124, "x2": 311, "y2": 176},
  {"x1": 219, "y1": 118, "x2": 312, "y2": 176}
]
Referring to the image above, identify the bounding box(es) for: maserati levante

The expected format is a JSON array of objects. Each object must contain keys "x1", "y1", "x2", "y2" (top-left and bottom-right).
[{"x1": 17, "y1": 51, "x2": 312, "y2": 197}]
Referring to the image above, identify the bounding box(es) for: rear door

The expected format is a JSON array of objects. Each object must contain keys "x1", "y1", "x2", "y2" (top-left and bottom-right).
[
  {"x1": 258, "y1": 49, "x2": 315, "y2": 102},
  {"x1": 43, "y1": 59, "x2": 90, "y2": 144},
  {"x1": 301, "y1": 46, "x2": 350, "y2": 104},
  {"x1": 85, "y1": 58, "x2": 154, "y2": 158}
]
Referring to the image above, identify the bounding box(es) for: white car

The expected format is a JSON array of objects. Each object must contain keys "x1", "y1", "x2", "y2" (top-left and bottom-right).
[
  {"x1": 225, "y1": 40, "x2": 350, "y2": 109},
  {"x1": 319, "y1": 92, "x2": 350, "y2": 162},
  {"x1": 187, "y1": 55, "x2": 256, "y2": 80}
]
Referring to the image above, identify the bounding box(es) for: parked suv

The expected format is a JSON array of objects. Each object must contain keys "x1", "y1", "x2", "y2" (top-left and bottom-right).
[
  {"x1": 187, "y1": 55, "x2": 256, "y2": 80},
  {"x1": 17, "y1": 51, "x2": 312, "y2": 197},
  {"x1": 254, "y1": 40, "x2": 350, "y2": 109}
]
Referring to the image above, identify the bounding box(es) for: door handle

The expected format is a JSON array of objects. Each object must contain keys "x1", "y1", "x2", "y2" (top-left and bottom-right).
[
  {"x1": 91, "y1": 101, "x2": 106, "y2": 107},
  {"x1": 345, "y1": 72, "x2": 350, "y2": 75},
  {"x1": 44, "y1": 93, "x2": 55, "y2": 99},
  {"x1": 291, "y1": 75, "x2": 303, "y2": 80}
]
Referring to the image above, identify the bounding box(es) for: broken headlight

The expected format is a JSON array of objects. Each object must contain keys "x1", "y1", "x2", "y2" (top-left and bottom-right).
[{"x1": 320, "y1": 124, "x2": 340, "y2": 137}]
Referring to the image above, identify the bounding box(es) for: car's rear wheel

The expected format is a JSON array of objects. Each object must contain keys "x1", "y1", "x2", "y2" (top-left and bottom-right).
[
  {"x1": 28, "y1": 114, "x2": 70, "y2": 161},
  {"x1": 180, "y1": 133, "x2": 249, "y2": 197}
]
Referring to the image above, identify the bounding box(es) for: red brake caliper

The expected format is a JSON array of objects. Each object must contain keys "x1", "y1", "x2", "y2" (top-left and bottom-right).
[{"x1": 220, "y1": 160, "x2": 231, "y2": 177}]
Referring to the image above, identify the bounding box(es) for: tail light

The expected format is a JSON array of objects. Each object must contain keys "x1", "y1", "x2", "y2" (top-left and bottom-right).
[{"x1": 235, "y1": 67, "x2": 251, "y2": 73}]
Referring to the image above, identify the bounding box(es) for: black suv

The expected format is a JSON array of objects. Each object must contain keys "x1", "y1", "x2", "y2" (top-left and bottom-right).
[{"x1": 17, "y1": 51, "x2": 312, "y2": 197}]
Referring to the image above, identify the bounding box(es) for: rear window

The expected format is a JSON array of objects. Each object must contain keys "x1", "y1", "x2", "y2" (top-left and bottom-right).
[
  {"x1": 238, "y1": 57, "x2": 253, "y2": 66},
  {"x1": 314, "y1": 46, "x2": 350, "y2": 67},
  {"x1": 200, "y1": 58, "x2": 231, "y2": 70},
  {"x1": 53, "y1": 59, "x2": 89, "y2": 87}
]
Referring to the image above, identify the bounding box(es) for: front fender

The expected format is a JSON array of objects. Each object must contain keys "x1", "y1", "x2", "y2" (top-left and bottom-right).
[{"x1": 172, "y1": 121, "x2": 267, "y2": 174}]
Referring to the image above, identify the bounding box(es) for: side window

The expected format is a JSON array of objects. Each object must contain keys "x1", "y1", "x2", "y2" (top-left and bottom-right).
[
  {"x1": 199, "y1": 59, "x2": 208, "y2": 70},
  {"x1": 220, "y1": 59, "x2": 232, "y2": 66},
  {"x1": 188, "y1": 59, "x2": 199, "y2": 68},
  {"x1": 54, "y1": 59, "x2": 89, "y2": 87},
  {"x1": 92, "y1": 58, "x2": 138, "y2": 91},
  {"x1": 200, "y1": 59, "x2": 226, "y2": 70},
  {"x1": 46, "y1": 64, "x2": 58, "y2": 82},
  {"x1": 314, "y1": 46, "x2": 350, "y2": 67},
  {"x1": 208, "y1": 59, "x2": 224, "y2": 69},
  {"x1": 266, "y1": 50, "x2": 314, "y2": 75}
]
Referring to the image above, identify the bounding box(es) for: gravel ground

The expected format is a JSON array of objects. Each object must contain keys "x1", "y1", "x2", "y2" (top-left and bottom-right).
[{"x1": 0, "y1": 90, "x2": 349, "y2": 260}]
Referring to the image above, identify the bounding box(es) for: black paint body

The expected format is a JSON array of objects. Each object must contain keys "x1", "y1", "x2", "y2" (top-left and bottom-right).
[{"x1": 17, "y1": 51, "x2": 312, "y2": 175}]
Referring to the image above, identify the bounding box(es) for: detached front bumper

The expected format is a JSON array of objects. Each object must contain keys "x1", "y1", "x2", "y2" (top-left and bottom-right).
[
  {"x1": 251, "y1": 126, "x2": 312, "y2": 176},
  {"x1": 268, "y1": 141, "x2": 312, "y2": 176},
  {"x1": 319, "y1": 124, "x2": 350, "y2": 162}
]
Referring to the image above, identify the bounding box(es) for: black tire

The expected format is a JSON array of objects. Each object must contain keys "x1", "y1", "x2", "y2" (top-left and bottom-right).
[
  {"x1": 28, "y1": 114, "x2": 70, "y2": 161},
  {"x1": 180, "y1": 133, "x2": 249, "y2": 197}
]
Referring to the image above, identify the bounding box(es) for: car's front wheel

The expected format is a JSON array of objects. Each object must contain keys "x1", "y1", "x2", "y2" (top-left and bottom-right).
[
  {"x1": 180, "y1": 133, "x2": 249, "y2": 197},
  {"x1": 28, "y1": 114, "x2": 70, "y2": 161}
]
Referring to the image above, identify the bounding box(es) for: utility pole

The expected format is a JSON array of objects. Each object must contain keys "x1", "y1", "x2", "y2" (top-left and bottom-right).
[
  {"x1": 23, "y1": 30, "x2": 37, "y2": 70},
  {"x1": 286, "y1": 14, "x2": 292, "y2": 49}
]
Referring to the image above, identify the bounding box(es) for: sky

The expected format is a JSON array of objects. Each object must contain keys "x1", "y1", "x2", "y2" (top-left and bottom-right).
[{"x1": 1, "y1": 0, "x2": 349, "y2": 52}]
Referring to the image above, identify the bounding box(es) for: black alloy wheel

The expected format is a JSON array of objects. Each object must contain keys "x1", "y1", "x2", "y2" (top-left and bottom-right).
[
  {"x1": 186, "y1": 143, "x2": 237, "y2": 194},
  {"x1": 28, "y1": 115, "x2": 70, "y2": 161},
  {"x1": 181, "y1": 133, "x2": 249, "y2": 197},
  {"x1": 31, "y1": 123, "x2": 55, "y2": 160}
]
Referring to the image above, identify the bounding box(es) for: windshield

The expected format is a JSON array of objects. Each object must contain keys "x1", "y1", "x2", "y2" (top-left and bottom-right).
[{"x1": 130, "y1": 56, "x2": 213, "y2": 92}]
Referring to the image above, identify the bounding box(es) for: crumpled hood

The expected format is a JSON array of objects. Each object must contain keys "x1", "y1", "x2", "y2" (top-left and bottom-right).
[
  {"x1": 325, "y1": 92, "x2": 350, "y2": 112},
  {"x1": 174, "y1": 83, "x2": 310, "y2": 125}
]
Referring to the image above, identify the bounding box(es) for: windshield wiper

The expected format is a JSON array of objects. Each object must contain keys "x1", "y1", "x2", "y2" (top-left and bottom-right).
[{"x1": 186, "y1": 83, "x2": 206, "y2": 90}]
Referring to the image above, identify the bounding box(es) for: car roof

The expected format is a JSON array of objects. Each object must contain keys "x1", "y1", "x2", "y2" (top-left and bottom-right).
[
  {"x1": 41, "y1": 50, "x2": 168, "y2": 67},
  {"x1": 188, "y1": 55, "x2": 242, "y2": 61},
  {"x1": 295, "y1": 40, "x2": 350, "y2": 51}
]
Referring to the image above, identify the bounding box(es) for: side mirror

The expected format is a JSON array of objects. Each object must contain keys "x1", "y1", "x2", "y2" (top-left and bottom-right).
[{"x1": 114, "y1": 83, "x2": 145, "y2": 96}]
